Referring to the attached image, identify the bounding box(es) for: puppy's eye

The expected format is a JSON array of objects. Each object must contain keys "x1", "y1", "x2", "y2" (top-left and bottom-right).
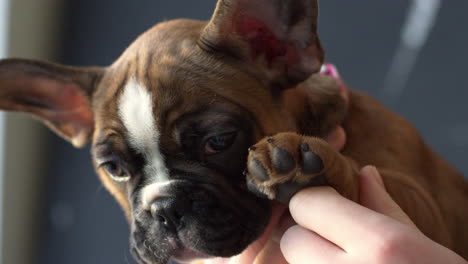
[
  {"x1": 204, "y1": 132, "x2": 237, "y2": 155},
  {"x1": 99, "y1": 161, "x2": 130, "y2": 182}
]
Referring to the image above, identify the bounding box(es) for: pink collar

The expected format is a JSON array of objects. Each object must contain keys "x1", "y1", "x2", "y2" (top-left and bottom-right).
[
  {"x1": 320, "y1": 63, "x2": 340, "y2": 78},
  {"x1": 320, "y1": 63, "x2": 348, "y2": 102}
]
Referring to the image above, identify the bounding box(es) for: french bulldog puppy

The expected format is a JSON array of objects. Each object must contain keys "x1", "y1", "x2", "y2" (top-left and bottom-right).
[{"x1": 0, "y1": 0, "x2": 466, "y2": 263}]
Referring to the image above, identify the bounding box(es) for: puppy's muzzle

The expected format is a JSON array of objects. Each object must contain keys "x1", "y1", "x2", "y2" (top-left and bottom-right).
[
  {"x1": 141, "y1": 180, "x2": 194, "y2": 232},
  {"x1": 149, "y1": 196, "x2": 190, "y2": 232},
  {"x1": 132, "y1": 178, "x2": 270, "y2": 263}
]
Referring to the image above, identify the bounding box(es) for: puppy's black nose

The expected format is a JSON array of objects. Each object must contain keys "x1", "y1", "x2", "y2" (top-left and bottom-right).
[{"x1": 150, "y1": 197, "x2": 190, "y2": 231}]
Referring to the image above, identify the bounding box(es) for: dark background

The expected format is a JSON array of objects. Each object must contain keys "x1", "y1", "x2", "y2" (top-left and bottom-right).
[{"x1": 37, "y1": 1, "x2": 468, "y2": 264}]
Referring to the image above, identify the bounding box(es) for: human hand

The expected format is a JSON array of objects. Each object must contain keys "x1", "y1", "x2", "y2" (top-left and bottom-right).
[{"x1": 280, "y1": 166, "x2": 468, "y2": 264}]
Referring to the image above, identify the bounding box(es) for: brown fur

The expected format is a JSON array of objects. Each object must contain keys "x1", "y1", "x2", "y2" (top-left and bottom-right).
[
  {"x1": 343, "y1": 90, "x2": 468, "y2": 255},
  {"x1": 0, "y1": 1, "x2": 467, "y2": 262},
  {"x1": 244, "y1": 73, "x2": 468, "y2": 257}
]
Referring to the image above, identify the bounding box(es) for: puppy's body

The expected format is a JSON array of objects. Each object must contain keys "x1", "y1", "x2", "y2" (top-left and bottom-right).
[
  {"x1": 342, "y1": 90, "x2": 467, "y2": 252},
  {"x1": 284, "y1": 75, "x2": 467, "y2": 254},
  {"x1": 0, "y1": 0, "x2": 467, "y2": 263}
]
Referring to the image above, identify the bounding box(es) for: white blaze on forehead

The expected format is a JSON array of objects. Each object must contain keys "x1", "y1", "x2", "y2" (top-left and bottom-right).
[{"x1": 118, "y1": 77, "x2": 169, "y2": 182}]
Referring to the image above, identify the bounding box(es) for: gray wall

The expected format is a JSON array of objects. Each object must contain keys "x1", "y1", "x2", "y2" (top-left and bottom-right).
[
  {"x1": 1, "y1": 1, "x2": 63, "y2": 264},
  {"x1": 37, "y1": 1, "x2": 467, "y2": 264}
]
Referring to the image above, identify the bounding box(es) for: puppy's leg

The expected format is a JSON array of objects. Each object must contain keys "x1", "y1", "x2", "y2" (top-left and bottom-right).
[
  {"x1": 246, "y1": 132, "x2": 360, "y2": 204},
  {"x1": 246, "y1": 135, "x2": 454, "y2": 249}
]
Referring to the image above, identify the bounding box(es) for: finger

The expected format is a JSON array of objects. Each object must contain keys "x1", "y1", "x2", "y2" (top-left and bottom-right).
[
  {"x1": 256, "y1": 209, "x2": 295, "y2": 264},
  {"x1": 232, "y1": 204, "x2": 287, "y2": 264},
  {"x1": 253, "y1": 239, "x2": 288, "y2": 264},
  {"x1": 280, "y1": 225, "x2": 346, "y2": 264},
  {"x1": 289, "y1": 186, "x2": 393, "y2": 251},
  {"x1": 326, "y1": 126, "x2": 346, "y2": 151},
  {"x1": 272, "y1": 211, "x2": 296, "y2": 243},
  {"x1": 359, "y1": 166, "x2": 416, "y2": 227}
]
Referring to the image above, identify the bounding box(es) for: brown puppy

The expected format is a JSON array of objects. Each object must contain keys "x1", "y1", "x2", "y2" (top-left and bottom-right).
[{"x1": 0, "y1": 0, "x2": 467, "y2": 263}]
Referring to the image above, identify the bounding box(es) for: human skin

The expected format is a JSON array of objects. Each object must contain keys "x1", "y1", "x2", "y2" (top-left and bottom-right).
[
  {"x1": 280, "y1": 165, "x2": 468, "y2": 264},
  {"x1": 207, "y1": 126, "x2": 466, "y2": 264}
]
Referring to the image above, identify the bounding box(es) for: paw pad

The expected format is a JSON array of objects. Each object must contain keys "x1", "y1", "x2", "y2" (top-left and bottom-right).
[
  {"x1": 272, "y1": 147, "x2": 295, "y2": 174},
  {"x1": 300, "y1": 143, "x2": 324, "y2": 174},
  {"x1": 248, "y1": 158, "x2": 270, "y2": 182},
  {"x1": 245, "y1": 134, "x2": 326, "y2": 203}
]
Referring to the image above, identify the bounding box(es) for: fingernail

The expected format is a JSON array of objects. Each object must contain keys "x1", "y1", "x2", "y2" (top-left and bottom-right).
[
  {"x1": 272, "y1": 213, "x2": 296, "y2": 243},
  {"x1": 372, "y1": 166, "x2": 385, "y2": 188},
  {"x1": 326, "y1": 126, "x2": 346, "y2": 151},
  {"x1": 363, "y1": 165, "x2": 385, "y2": 189}
]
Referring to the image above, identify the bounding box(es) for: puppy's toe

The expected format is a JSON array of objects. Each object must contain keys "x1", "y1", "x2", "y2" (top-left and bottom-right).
[
  {"x1": 300, "y1": 142, "x2": 324, "y2": 174},
  {"x1": 272, "y1": 147, "x2": 295, "y2": 174},
  {"x1": 248, "y1": 158, "x2": 270, "y2": 182},
  {"x1": 245, "y1": 133, "x2": 328, "y2": 201},
  {"x1": 246, "y1": 178, "x2": 269, "y2": 199}
]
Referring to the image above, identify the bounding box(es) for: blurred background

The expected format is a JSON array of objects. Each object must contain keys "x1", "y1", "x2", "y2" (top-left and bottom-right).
[{"x1": 0, "y1": 0, "x2": 466, "y2": 263}]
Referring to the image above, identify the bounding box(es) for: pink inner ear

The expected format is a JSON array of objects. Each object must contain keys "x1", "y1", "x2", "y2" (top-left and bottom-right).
[
  {"x1": 14, "y1": 78, "x2": 94, "y2": 137},
  {"x1": 0, "y1": 76, "x2": 93, "y2": 145},
  {"x1": 233, "y1": 13, "x2": 300, "y2": 67},
  {"x1": 34, "y1": 79, "x2": 94, "y2": 145},
  {"x1": 34, "y1": 79, "x2": 93, "y2": 123}
]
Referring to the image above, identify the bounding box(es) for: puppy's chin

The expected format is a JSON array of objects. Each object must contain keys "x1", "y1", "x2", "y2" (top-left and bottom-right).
[
  {"x1": 197, "y1": 203, "x2": 289, "y2": 264},
  {"x1": 171, "y1": 249, "x2": 211, "y2": 263},
  {"x1": 131, "y1": 217, "x2": 264, "y2": 264},
  {"x1": 151, "y1": 204, "x2": 289, "y2": 264},
  {"x1": 133, "y1": 240, "x2": 214, "y2": 264},
  {"x1": 131, "y1": 185, "x2": 272, "y2": 264}
]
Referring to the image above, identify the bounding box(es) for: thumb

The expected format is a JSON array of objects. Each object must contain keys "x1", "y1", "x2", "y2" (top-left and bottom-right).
[{"x1": 359, "y1": 166, "x2": 416, "y2": 228}]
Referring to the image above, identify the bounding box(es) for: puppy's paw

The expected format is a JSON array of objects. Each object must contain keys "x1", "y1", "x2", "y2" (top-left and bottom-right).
[{"x1": 246, "y1": 132, "x2": 328, "y2": 204}]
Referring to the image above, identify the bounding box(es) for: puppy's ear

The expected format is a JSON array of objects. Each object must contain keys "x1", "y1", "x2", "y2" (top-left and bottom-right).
[
  {"x1": 0, "y1": 58, "x2": 105, "y2": 147},
  {"x1": 200, "y1": 0, "x2": 324, "y2": 90}
]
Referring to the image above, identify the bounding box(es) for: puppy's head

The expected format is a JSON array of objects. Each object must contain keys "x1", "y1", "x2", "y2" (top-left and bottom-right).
[{"x1": 0, "y1": 0, "x2": 326, "y2": 263}]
